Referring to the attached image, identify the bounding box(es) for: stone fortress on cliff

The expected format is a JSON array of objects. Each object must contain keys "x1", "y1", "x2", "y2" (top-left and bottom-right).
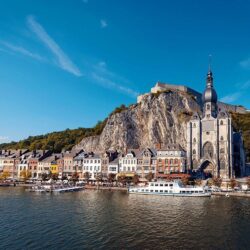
[{"x1": 137, "y1": 82, "x2": 248, "y2": 114}]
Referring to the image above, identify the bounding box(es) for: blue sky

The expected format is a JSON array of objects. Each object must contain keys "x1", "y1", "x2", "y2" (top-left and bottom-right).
[{"x1": 1, "y1": 0, "x2": 250, "y2": 143}]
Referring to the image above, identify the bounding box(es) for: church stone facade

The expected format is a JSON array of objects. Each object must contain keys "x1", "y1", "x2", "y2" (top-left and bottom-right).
[{"x1": 187, "y1": 69, "x2": 245, "y2": 179}]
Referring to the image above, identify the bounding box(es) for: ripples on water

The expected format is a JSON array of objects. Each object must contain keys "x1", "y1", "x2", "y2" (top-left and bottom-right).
[{"x1": 0, "y1": 187, "x2": 249, "y2": 250}]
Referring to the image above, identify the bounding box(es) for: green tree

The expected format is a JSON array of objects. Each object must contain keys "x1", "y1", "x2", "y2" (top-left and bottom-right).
[
  {"x1": 51, "y1": 173, "x2": 59, "y2": 181},
  {"x1": 212, "y1": 177, "x2": 222, "y2": 187},
  {"x1": 229, "y1": 179, "x2": 237, "y2": 189},
  {"x1": 84, "y1": 172, "x2": 90, "y2": 182},
  {"x1": 181, "y1": 176, "x2": 190, "y2": 186},
  {"x1": 20, "y1": 169, "x2": 31, "y2": 181},
  {"x1": 108, "y1": 173, "x2": 116, "y2": 183},
  {"x1": 133, "y1": 174, "x2": 140, "y2": 185},
  {"x1": 0, "y1": 171, "x2": 10, "y2": 180},
  {"x1": 41, "y1": 173, "x2": 48, "y2": 181},
  {"x1": 72, "y1": 172, "x2": 79, "y2": 184},
  {"x1": 145, "y1": 172, "x2": 154, "y2": 182}
]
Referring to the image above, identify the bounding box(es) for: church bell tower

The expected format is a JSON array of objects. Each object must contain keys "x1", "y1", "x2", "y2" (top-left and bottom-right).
[{"x1": 202, "y1": 68, "x2": 218, "y2": 119}]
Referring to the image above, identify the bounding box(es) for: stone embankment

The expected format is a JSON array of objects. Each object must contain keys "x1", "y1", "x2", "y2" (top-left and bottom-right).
[
  {"x1": 212, "y1": 192, "x2": 250, "y2": 198},
  {"x1": 84, "y1": 185, "x2": 128, "y2": 191}
]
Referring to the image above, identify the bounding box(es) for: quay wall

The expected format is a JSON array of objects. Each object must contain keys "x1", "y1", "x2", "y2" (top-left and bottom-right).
[{"x1": 212, "y1": 192, "x2": 250, "y2": 198}]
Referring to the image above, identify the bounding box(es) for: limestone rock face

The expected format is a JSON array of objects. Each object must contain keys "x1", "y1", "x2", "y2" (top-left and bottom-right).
[{"x1": 74, "y1": 91, "x2": 202, "y2": 152}]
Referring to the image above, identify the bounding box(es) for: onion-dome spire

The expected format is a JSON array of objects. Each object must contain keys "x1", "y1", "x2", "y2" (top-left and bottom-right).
[{"x1": 202, "y1": 55, "x2": 217, "y2": 104}]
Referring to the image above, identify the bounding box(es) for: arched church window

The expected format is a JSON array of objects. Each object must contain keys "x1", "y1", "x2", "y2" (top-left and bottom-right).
[
  {"x1": 220, "y1": 136, "x2": 224, "y2": 141},
  {"x1": 207, "y1": 104, "x2": 210, "y2": 110},
  {"x1": 193, "y1": 138, "x2": 196, "y2": 143},
  {"x1": 203, "y1": 142, "x2": 214, "y2": 158},
  {"x1": 220, "y1": 120, "x2": 223, "y2": 125},
  {"x1": 220, "y1": 148, "x2": 225, "y2": 154},
  {"x1": 193, "y1": 149, "x2": 196, "y2": 155},
  {"x1": 220, "y1": 159, "x2": 226, "y2": 170},
  {"x1": 192, "y1": 159, "x2": 198, "y2": 168}
]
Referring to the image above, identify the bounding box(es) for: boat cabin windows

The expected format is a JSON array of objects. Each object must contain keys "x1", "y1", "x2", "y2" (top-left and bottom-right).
[
  {"x1": 150, "y1": 190, "x2": 153, "y2": 192},
  {"x1": 164, "y1": 184, "x2": 168, "y2": 187},
  {"x1": 164, "y1": 190, "x2": 168, "y2": 193},
  {"x1": 150, "y1": 183, "x2": 154, "y2": 186},
  {"x1": 160, "y1": 184, "x2": 163, "y2": 187},
  {"x1": 155, "y1": 184, "x2": 159, "y2": 187},
  {"x1": 160, "y1": 190, "x2": 163, "y2": 193},
  {"x1": 155, "y1": 190, "x2": 158, "y2": 192}
]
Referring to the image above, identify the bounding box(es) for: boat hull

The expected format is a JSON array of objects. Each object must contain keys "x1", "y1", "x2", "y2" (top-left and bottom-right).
[{"x1": 128, "y1": 191, "x2": 211, "y2": 197}]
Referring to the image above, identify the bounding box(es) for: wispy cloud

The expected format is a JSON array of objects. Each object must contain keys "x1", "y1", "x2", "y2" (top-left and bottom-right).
[
  {"x1": 220, "y1": 79, "x2": 250, "y2": 103},
  {"x1": 240, "y1": 57, "x2": 250, "y2": 69},
  {"x1": 100, "y1": 19, "x2": 108, "y2": 28},
  {"x1": 0, "y1": 136, "x2": 9, "y2": 143},
  {"x1": 220, "y1": 92, "x2": 242, "y2": 103},
  {"x1": 89, "y1": 62, "x2": 139, "y2": 98},
  {"x1": 27, "y1": 15, "x2": 82, "y2": 77},
  {"x1": 0, "y1": 41, "x2": 45, "y2": 62}
]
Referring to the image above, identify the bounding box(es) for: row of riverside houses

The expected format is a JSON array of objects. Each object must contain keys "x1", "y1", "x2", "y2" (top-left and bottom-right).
[{"x1": 0, "y1": 143, "x2": 186, "y2": 181}]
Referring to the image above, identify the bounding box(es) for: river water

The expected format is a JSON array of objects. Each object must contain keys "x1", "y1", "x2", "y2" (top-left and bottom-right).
[{"x1": 0, "y1": 187, "x2": 249, "y2": 250}]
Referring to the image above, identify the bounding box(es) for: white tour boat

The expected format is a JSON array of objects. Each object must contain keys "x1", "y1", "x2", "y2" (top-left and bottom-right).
[{"x1": 129, "y1": 180, "x2": 211, "y2": 197}]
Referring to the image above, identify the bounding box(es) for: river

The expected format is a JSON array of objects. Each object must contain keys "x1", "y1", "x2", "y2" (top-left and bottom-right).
[{"x1": 0, "y1": 187, "x2": 249, "y2": 249}]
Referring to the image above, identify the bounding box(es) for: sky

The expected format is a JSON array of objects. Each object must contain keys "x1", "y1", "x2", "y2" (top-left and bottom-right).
[{"x1": 1, "y1": 0, "x2": 250, "y2": 143}]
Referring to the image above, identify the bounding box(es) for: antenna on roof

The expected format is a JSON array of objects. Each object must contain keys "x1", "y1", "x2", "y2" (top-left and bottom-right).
[{"x1": 208, "y1": 54, "x2": 212, "y2": 71}]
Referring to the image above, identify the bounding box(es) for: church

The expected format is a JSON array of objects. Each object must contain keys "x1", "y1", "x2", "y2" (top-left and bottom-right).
[{"x1": 187, "y1": 68, "x2": 245, "y2": 179}]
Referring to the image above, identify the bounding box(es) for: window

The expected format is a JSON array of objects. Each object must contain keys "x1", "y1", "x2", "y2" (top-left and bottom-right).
[
  {"x1": 164, "y1": 184, "x2": 168, "y2": 187},
  {"x1": 160, "y1": 184, "x2": 163, "y2": 186},
  {"x1": 193, "y1": 138, "x2": 196, "y2": 143},
  {"x1": 193, "y1": 149, "x2": 196, "y2": 155},
  {"x1": 164, "y1": 190, "x2": 168, "y2": 193},
  {"x1": 220, "y1": 136, "x2": 224, "y2": 141},
  {"x1": 203, "y1": 141, "x2": 214, "y2": 158},
  {"x1": 220, "y1": 120, "x2": 223, "y2": 125},
  {"x1": 160, "y1": 190, "x2": 163, "y2": 193},
  {"x1": 207, "y1": 104, "x2": 210, "y2": 110},
  {"x1": 155, "y1": 184, "x2": 158, "y2": 186},
  {"x1": 220, "y1": 159, "x2": 226, "y2": 169},
  {"x1": 193, "y1": 123, "x2": 196, "y2": 128},
  {"x1": 220, "y1": 148, "x2": 225, "y2": 154}
]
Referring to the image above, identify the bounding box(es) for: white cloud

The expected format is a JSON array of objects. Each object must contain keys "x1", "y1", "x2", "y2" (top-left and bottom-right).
[
  {"x1": 27, "y1": 15, "x2": 82, "y2": 77},
  {"x1": 100, "y1": 19, "x2": 107, "y2": 28},
  {"x1": 90, "y1": 62, "x2": 139, "y2": 98},
  {"x1": 0, "y1": 41, "x2": 45, "y2": 62},
  {"x1": 0, "y1": 136, "x2": 9, "y2": 143},
  {"x1": 220, "y1": 92, "x2": 242, "y2": 103},
  {"x1": 240, "y1": 58, "x2": 250, "y2": 69},
  {"x1": 241, "y1": 80, "x2": 250, "y2": 89}
]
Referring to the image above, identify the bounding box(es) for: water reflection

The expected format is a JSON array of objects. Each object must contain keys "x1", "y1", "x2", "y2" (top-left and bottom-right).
[{"x1": 0, "y1": 188, "x2": 249, "y2": 249}]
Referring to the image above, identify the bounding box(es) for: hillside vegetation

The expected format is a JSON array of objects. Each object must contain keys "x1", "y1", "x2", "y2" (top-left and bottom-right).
[
  {"x1": 0, "y1": 104, "x2": 129, "y2": 153},
  {"x1": 231, "y1": 112, "x2": 250, "y2": 161},
  {"x1": 0, "y1": 119, "x2": 107, "y2": 153}
]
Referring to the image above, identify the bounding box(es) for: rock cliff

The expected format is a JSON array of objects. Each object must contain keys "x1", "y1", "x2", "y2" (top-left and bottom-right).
[{"x1": 74, "y1": 90, "x2": 202, "y2": 152}]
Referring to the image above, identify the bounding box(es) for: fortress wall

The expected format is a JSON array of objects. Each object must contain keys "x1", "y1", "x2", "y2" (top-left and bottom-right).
[{"x1": 137, "y1": 82, "x2": 247, "y2": 114}]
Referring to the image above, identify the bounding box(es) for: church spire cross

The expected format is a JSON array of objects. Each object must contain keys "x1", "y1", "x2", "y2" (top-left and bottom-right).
[{"x1": 206, "y1": 54, "x2": 213, "y2": 87}]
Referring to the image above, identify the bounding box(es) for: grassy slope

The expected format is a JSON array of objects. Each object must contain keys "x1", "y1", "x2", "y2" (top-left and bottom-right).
[{"x1": 231, "y1": 112, "x2": 250, "y2": 161}]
